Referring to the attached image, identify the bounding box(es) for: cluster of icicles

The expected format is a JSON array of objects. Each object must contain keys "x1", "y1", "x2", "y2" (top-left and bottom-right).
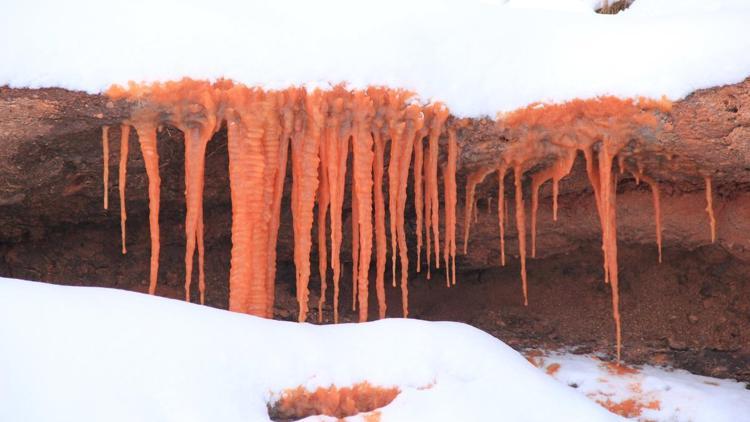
[{"x1": 104, "y1": 79, "x2": 717, "y2": 359}]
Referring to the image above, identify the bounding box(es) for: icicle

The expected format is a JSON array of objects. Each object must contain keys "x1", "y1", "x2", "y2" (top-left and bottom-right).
[
  {"x1": 133, "y1": 120, "x2": 161, "y2": 296},
  {"x1": 530, "y1": 170, "x2": 553, "y2": 259},
  {"x1": 317, "y1": 120, "x2": 330, "y2": 322},
  {"x1": 352, "y1": 92, "x2": 374, "y2": 322},
  {"x1": 513, "y1": 165, "x2": 528, "y2": 306},
  {"x1": 463, "y1": 168, "x2": 493, "y2": 254},
  {"x1": 552, "y1": 178, "x2": 559, "y2": 221},
  {"x1": 413, "y1": 124, "x2": 428, "y2": 273},
  {"x1": 427, "y1": 105, "x2": 449, "y2": 273},
  {"x1": 266, "y1": 90, "x2": 296, "y2": 318},
  {"x1": 444, "y1": 127, "x2": 458, "y2": 287},
  {"x1": 326, "y1": 95, "x2": 348, "y2": 323},
  {"x1": 497, "y1": 165, "x2": 508, "y2": 267},
  {"x1": 372, "y1": 127, "x2": 387, "y2": 319},
  {"x1": 388, "y1": 119, "x2": 405, "y2": 290},
  {"x1": 597, "y1": 146, "x2": 621, "y2": 361},
  {"x1": 583, "y1": 146, "x2": 609, "y2": 284},
  {"x1": 352, "y1": 161, "x2": 359, "y2": 312},
  {"x1": 291, "y1": 91, "x2": 323, "y2": 322},
  {"x1": 705, "y1": 176, "x2": 716, "y2": 243},
  {"x1": 119, "y1": 125, "x2": 129, "y2": 254},
  {"x1": 102, "y1": 126, "x2": 109, "y2": 210},
  {"x1": 182, "y1": 126, "x2": 211, "y2": 303},
  {"x1": 393, "y1": 102, "x2": 423, "y2": 316},
  {"x1": 633, "y1": 171, "x2": 663, "y2": 263}
]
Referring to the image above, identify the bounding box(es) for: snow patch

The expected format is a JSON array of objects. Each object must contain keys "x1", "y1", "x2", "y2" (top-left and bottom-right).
[{"x1": 1, "y1": 0, "x2": 749, "y2": 116}]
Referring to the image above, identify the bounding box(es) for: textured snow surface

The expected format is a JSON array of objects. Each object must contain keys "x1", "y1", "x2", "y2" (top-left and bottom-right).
[
  {"x1": 0, "y1": 278, "x2": 620, "y2": 422},
  {"x1": 532, "y1": 351, "x2": 750, "y2": 422},
  {"x1": 1, "y1": 0, "x2": 750, "y2": 116},
  {"x1": 1, "y1": 278, "x2": 748, "y2": 421}
]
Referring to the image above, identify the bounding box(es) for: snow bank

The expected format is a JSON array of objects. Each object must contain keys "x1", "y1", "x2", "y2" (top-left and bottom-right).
[
  {"x1": 0, "y1": 277, "x2": 620, "y2": 421},
  {"x1": 2, "y1": 0, "x2": 750, "y2": 116}
]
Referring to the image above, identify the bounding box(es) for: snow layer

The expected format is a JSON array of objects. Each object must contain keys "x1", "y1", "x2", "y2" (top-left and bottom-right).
[
  {"x1": 0, "y1": 277, "x2": 620, "y2": 422},
  {"x1": 2, "y1": 0, "x2": 750, "y2": 116},
  {"x1": 537, "y1": 352, "x2": 750, "y2": 422}
]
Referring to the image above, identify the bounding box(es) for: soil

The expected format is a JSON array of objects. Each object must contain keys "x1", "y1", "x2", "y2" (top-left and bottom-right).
[{"x1": 0, "y1": 81, "x2": 749, "y2": 384}]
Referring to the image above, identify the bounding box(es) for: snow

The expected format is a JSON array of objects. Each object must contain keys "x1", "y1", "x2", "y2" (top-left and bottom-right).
[
  {"x1": 1, "y1": 0, "x2": 750, "y2": 117},
  {"x1": 531, "y1": 351, "x2": 750, "y2": 422},
  {"x1": 1, "y1": 278, "x2": 748, "y2": 421},
  {"x1": 0, "y1": 277, "x2": 621, "y2": 422}
]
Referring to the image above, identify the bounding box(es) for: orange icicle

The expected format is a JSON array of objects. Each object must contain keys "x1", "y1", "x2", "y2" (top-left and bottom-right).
[
  {"x1": 427, "y1": 106, "x2": 449, "y2": 272},
  {"x1": 352, "y1": 170, "x2": 359, "y2": 312},
  {"x1": 530, "y1": 170, "x2": 552, "y2": 259},
  {"x1": 463, "y1": 168, "x2": 493, "y2": 255},
  {"x1": 119, "y1": 124, "x2": 129, "y2": 254},
  {"x1": 530, "y1": 151, "x2": 576, "y2": 258},
  {"x1": 182, "y1": 127, "x2": 212, "y2": 303},
  {"x1": 291, "y1": 92, "x2": 323, "y2": 322},
  {"x1": 317, "y1": 122, "x2": 330, "y2": 322},
  {"x1": 352, "y1": 92, "x2": 375, "y2": 322},
  {"x1": 705, "y1": 176, "x2": 716, "y2": 243},
  {"x1": 497, "y1": 165, "x2": 508, "y2": 266},
  {"x1": 134, "y1": 121, "x2": 161, "y2": 296},
  {"x1": 388, "y1": 120, "x2": 405, "y2": 289},
  {"x1": 373, "y1": 129, "x2": 387, "y2": 319},
  {"x1": 444, "y1": 128, "x2": 458, "y2": 287},
  {"x1": 102, "y1": 126, "x2": 109, "y2": 210},
  {"x1": 266, "y1": 93, "x2": 296, "y2": 318},
  {"x1": 513, "y1": 165, "x2": 528, "y2": 306},
  {"x1": 325, "y1": 95, "x2": 348, "y2": 323},
  {"x1": 413, "y1": 127, "x2": 426, "y2": 273},
  {"x1": 597, "y1": 148, "x2": 622, "y2": 361},
  {"x1": 637, "y1": 172, "x2": 663, "y2": 263}
]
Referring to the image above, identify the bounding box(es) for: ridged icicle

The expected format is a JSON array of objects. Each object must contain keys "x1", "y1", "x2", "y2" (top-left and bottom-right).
[
  {"x1": 352, "y1": 92, "x2": 375, "y2": 322},
  {"x1": 292, "y1": 91, "x2": 323, "y2": 322}
]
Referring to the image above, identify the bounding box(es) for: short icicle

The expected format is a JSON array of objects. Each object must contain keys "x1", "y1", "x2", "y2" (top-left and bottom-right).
[
  {"x1": 705, "y1": 176, "x2": 716, "y2": 243},
  {"x1": 636, "y1": 171, "x2": 663, "y2": 263},
  {"x1": 463, "y1": 168, "x2": 493, "y2": 255}
]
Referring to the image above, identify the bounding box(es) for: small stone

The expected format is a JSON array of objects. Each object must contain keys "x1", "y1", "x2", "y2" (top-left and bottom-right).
[
  {"x1": 105, "y1": 101, "x2": 114, "y2": 109},
  {"x1": 94, "y1": 112, "x2": 104, "y2": 119},
  {"x1": 688, "y1": 314, "x2": 699, "y2": 324},
  {"x1": 667, "y1": 337, "x2": 688, "y2": 350}
]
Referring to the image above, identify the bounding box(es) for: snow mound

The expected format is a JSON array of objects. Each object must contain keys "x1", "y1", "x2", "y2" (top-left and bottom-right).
[
  {"x1": 0, "y1": 277, "x2": 620, "y2": 421},
  {"x1": 2, "y1": 0, "x2": 750, "y2": 116}
]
